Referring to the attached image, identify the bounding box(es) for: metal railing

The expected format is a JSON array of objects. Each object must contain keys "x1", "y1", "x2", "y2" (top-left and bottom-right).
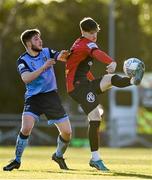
[{"x1": 0, "y1": 113, "x2": 88, "y2": 145}]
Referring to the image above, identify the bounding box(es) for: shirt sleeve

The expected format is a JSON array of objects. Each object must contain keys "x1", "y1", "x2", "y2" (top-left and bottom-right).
[
  {"x1": 49, "y1": 48, "x2": 60, "y2": 60},
  {"x1": 17, "y1": 59, "x2": 31, "y2": 75},
  {"x1": 86, "y1": 42, "x2": 113, "y2": 64},
  {"x1": 91, "y1": 49, "x2": 113, "y2": 64}
]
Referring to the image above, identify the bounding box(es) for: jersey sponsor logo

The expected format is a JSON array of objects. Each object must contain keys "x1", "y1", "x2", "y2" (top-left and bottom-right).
[
  {"x1": 87, "y1": 42, "x2": 98, "y2": 49},
  {"x1": 86, "y1": 92, "x2": 95, "y2": 103},
  {"x1": 18, "y1": 63, "x2": 25, "y2": 71}
]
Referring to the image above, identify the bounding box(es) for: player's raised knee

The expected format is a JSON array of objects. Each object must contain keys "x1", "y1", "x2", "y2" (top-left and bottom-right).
[{"x1": 100, "y1": 74, "x2": 114, "y2": 92}]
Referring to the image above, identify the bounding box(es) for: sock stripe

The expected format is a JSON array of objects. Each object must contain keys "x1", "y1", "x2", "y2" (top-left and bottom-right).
[
  {"x1": 59, "y1": 135, "x2": 69, "y2": 143},
  {"x1": 19, "y1": 132, "x2": 29, "y2": 139}
]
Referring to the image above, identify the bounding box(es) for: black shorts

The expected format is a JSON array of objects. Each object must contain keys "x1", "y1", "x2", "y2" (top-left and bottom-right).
[
  {"x1": 23, "y1": 90, "x2": 68, "y2": 124},
  {"x1": 69, "y1": 78, "x2": 103, "y2": 115}
]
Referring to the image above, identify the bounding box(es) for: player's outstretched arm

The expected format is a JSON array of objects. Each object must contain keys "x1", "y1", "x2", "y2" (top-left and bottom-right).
[
  {"x1": 21, "y1": 59, "x2": 55, "y2": 84},
  {"x1": 91, "y1": 49, "x2": 113, "y2": 64},
  {"x1": 91, "y1": 49, "x2": 117, "y2": 73}
]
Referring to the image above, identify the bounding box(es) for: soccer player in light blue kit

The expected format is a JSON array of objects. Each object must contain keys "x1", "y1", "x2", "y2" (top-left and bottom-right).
[{"x1": 3, "y1": 29, "x2": 71, "y2": 171}]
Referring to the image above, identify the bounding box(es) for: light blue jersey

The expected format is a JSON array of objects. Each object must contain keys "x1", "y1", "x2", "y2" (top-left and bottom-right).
[{"x1": 17, "y1": 48, "x2": 60, "y2": 100}]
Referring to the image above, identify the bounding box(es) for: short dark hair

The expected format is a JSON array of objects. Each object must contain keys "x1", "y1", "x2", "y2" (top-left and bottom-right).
[
  {"x1": 80, "y1": 17, "x2": 100, "y2": 32},
  {"x1": 20, "y1": 29, "x2": 40, "y2": 47}
]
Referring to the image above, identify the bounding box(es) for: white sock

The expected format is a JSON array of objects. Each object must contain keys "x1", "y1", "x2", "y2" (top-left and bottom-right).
[{"x1": 91, "y1": 151, "x2": 100, "y2": 161}]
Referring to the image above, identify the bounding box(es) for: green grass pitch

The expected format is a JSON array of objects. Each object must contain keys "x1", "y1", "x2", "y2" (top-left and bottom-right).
[{"x1": 0, "y1": 147, "x2": 152, "y2": 180}]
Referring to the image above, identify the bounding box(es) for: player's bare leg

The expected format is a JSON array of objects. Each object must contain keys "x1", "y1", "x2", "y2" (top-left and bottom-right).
[
  {"x1": 3, "y1": 115, "x2": 35, "y2": 171},
  {"x1": 52, "y1": 120, "x2": 72, "y2": 170}
]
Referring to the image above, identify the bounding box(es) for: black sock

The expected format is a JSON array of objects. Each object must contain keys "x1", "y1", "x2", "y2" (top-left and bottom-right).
[
  {"x1": 19, "y1": 132, "x2": 29, "y2": 139},
  {"x1": 111, "y1": 75, "x2": 131, "y2": 87},
  {"x1": 88, "y1": 121, "x2": 100, "y2": 151}
]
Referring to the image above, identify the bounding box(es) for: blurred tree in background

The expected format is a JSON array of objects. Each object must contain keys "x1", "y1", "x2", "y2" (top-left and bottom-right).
[{"x1": 0, "y1": 0, "x2": 151, "y2": 113}]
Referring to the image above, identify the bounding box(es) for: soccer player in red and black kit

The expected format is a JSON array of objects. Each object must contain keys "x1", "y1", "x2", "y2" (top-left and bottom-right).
[{"x1": 66, "y1": 17, "x2": 144, "y2": 171}]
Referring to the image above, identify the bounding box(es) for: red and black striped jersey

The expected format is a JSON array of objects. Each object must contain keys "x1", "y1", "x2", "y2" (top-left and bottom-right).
[{"x1": 66, "y1": 37, "x2": 113, "y2": 92}]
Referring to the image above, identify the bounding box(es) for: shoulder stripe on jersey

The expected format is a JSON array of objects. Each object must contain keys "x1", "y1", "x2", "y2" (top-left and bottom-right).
[
  {"x1": 20, "y1": 69, "x2": 30, "y2": 74},
  {"x1": 87, "y1": 42, "x2": 98, "y2": 49}
]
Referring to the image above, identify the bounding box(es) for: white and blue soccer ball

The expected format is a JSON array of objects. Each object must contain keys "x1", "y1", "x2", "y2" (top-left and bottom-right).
[{"x1": 123, "y1": 57, "x2": 144, "y2": 77}]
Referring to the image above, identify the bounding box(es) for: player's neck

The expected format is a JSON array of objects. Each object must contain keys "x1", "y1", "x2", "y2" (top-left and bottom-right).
[{"x1": 27, "y1": 49, "x2": 39, "y2": 57}]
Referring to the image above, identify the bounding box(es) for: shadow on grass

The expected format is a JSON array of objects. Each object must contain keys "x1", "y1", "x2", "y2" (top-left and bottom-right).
[
  {"x1": 19, "y1": 169, "x2": 152, "y2": 179},
  {"x1": 113, "y1": 172, "x2": 152, "y2": 179}
]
